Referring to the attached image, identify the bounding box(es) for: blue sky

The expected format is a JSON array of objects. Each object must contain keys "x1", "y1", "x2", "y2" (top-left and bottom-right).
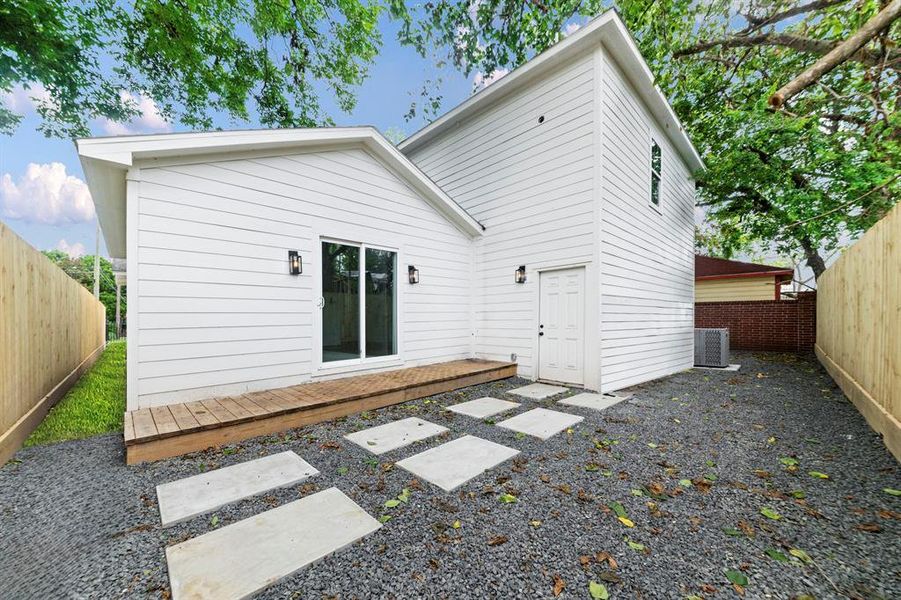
[{"x1": 0, "y1": 16, "x2": 483, "y2": 258}]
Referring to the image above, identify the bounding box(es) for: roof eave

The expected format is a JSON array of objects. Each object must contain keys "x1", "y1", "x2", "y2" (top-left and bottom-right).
[{"x1": 696, "y1": 271, "x2": 794, "y2": 281}]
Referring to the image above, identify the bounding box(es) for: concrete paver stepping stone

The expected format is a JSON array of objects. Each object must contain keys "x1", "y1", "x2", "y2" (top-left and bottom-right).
[
  {"x1": 558, "y1": 392, "x2": 629, "y2": 412},
  {"x1": 508, "y1": 382, "x2": 569, "y2": 399},
  {"x1": 156, "y1": 451, "x2": 318, "y2": 527},
  {"x1": 396, "y1": 435, "x2": 519, "y2": 492},
  {"x1": 166, "y1": 487, "x2": 380, "y2": 600},
  {"x1": 446, "y1": 397, "x2": 520, "y2": 419},
  {"x1": 344, "y1": 417, "x2": 447, "y2": 455},
  {"x1": 496, "y1": 407, "x2": 584, "y2": 440}
]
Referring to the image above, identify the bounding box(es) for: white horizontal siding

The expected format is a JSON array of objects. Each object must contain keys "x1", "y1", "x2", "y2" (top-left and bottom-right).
[
  {"x1": 132, "y1": 147, "x2": 472, "y2": 408},
  {"x1": 406, "y1": 49, "x2": 597, "y2": 380},
  {"x1": 598, "y1": 47, "x2": 695, "y2": 392}
]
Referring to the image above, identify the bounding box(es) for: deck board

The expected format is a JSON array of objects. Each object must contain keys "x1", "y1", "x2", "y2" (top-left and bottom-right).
[
  {"x1": 184, "y1": 401, "x2": 219, "y2": 429},
  {"x1": 150, "y1": 406, "x2": 180, "y2": 437},
  {"x1": 124, "y1": 359, "x2": 517, "y2": 464}
]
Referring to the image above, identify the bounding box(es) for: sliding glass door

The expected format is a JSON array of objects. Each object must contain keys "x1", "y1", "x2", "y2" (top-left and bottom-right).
[{"x1": 321, "y1": 240, "x2": 396, "y2": 364}]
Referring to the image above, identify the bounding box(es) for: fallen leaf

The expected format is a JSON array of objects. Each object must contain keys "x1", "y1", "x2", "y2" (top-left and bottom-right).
[
  {"x1": 384, "y1": 499, "x2": 401, "y2": 508},
  {"x1": 378, "y1": 515, "x2": 391, "y2": 523},
  {"x1": 693, "y1": 479, "x2": 712, "y2": 493},
  {"x1": 855, "y1": 522, "x2": 882, "y2": 533},
  {"x1": 487, "y1": 535, "x2": 508, "y2": 546},
  {"x1": 210, "y1": 515, "x2": 219, "y2": 527},
  {"x1": 596, "y1": 551, "x2": 617, "y2": 569},
  {"x1": 588, "y1": 581, "x2": 609, "y2": 599},
  {"x1": 725, "y1": 569, "x2": 748, "y2": 587},
  {"x1": 552, "y1": 574, "x2": 565, "y2": 597},
  {"x1": 789, "y1": 548, "x2": 812, "y2": 563},
  {"x1": 723, "y1": 527, "x2": 743, "y2": 537},
  {"x1": 608, "y1": 501, "x2": 627, "y2": 518},
  {"x1": 618, "y1": 516, "x2": 635, "y2": 528},
  {"x1": 647, "y1": 482, "x2": 665, "y2": 496},
  {"x1": 679, "y1": 479, "x2": 693, "y2": 487},
  {"x1": 808, "y1": 471, "x2": 830, "y2": 480},
  {"x1": 499, "y1": 493, "x2": 518, "y2": 504},
  {"x1": 765, "y1": 548, "x2": 789, "y2": 562},
  {"x1": 452, "y1": 520, "x2": 461, "y2": 529},
  {"x1": 529, "y1": 519, "x2": 542, "y2": 527},
  {"x1": 626, "y1": 539, "x2": 645, "y2": 552},
  {"x1": 760, "y1": 506, "x2": 781, "y2": 520},
  {"x1": 883, "y1": 488, "x2": 901, "y2": 496}
]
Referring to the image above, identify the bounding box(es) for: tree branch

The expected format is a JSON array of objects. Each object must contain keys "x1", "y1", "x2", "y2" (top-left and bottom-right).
[
  {"x1": 770, "y1": 0, "x2": 901, "y2": 107},
  {"x1": 744, "y1": 0, "x2": 849, "y2": 31},
  {"x1": 674, "y1": 32, "x2": 900, "y2": 69}
]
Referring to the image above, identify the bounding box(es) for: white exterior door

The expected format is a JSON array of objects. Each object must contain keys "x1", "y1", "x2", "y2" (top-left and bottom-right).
[{"x1": 538, "y1": 268, "x2": 585, "y2": 385}]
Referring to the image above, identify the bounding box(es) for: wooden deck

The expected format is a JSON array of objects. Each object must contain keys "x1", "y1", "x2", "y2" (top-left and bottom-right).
[{"x1": 124, "y1": 359, "x2": 517, "y2": 464}]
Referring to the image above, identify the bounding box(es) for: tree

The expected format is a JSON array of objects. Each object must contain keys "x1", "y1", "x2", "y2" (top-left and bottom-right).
[
  {"x1": 42, "y1": 250, "x2": 124, "y2": 324},
  {"x1": 1, "y1": 0, "x2": 382, "y2": 138},
  {"x1": 390, "y1": 0, "x2": 900, "y2": 279}
]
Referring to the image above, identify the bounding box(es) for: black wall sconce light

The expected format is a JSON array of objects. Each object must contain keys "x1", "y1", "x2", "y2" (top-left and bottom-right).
[
  {"x1": 515, "y1": 265, "x2": 527, "y2": 283},
  {"x1": 288, "y1": 250, "x2": 302, "y2": 275},
  {"x1": 408, "y1": 265, "x2": 420, "y2": 284}
]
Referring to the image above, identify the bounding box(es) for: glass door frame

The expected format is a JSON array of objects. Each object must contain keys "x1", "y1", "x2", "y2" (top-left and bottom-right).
[{"x1": 315, "y1": 236, "x2": 402, "y2": 374}]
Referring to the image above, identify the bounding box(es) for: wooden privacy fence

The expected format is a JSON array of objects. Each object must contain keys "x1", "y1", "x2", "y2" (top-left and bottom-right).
[
  {"x1": 0, "y1": 222, "x2": 106, "y2": 464},
  {"x1": 816, "y1": 203, "x2": 900, "y2": 461}
]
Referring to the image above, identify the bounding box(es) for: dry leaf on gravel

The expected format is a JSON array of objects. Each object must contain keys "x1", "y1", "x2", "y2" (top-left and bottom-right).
[
  {"x1": 552, "y1": 574, "x2": 565, "y2": 596},
  {"x1": 596, "y1": 551, "x2": 618, "y2": 570},
  {"x1": 488, "y1": 535, "x2": 509, "y2": 546}
]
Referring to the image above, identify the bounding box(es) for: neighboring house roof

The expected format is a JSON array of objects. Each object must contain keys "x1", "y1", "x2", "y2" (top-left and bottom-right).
[
  {"x1": 398, "y1": 10, "x2": 704, "y2": 173},
  {"x1": 695, "y1": 255, "x2": 794, "y2": 280},
  {"x1": 76, "y1": 127, "x2": 484, "y2": 258}
]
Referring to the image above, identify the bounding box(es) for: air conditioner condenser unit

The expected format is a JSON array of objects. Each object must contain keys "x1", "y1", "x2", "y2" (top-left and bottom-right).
[{"x1": 694, "y1": 328, "x2": 729, "y2": 368}]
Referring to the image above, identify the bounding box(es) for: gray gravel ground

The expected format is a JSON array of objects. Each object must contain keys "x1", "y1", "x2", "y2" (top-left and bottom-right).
[{"x1": 2, "y1": 351, "x2": 900, "y2": 599}]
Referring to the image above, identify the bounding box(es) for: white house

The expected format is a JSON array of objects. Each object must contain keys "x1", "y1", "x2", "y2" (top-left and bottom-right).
[{"x1": 78, "y1": 11, "x2": 702, "y2": 412}]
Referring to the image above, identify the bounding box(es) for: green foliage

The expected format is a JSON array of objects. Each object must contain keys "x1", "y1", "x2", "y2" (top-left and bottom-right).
[
  {"x1": 26, "y1": 339, "x2": 126, "y2": 446},
  {"x1": 42, "y1": 250, "x2": 123, "y2": 323},
  {"x1": 2, "y1": 0, "x2": 382, "y2": 137},
  {"x1": 390, "y1": 0, "x2": 900, "y2": 276}
]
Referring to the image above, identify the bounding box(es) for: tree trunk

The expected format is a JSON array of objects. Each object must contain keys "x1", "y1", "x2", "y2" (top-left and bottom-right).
[{"x1": 800, "y1": 237, "x2": 827, "y2": 280}]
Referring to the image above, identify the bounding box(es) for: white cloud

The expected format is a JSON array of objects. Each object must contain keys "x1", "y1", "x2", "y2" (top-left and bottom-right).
[
  {"x1": 473, "y1": 68, "x2": 509, "y2": 90},
  {"x1": 564, "y1": 22, "x2": 582, "y2": 36},
  {"x1": 2, "y1": 83, "x2": 52, "y2": 114},
  {"x1": 100, "y1": 91, "x2": 171, "y2": 136},
  {"x1": 0, "y1": 162, "x2": 95, "y2": 225},
  {"x1": 56, "y1": 239, "x2": 87, "y2": 258}
]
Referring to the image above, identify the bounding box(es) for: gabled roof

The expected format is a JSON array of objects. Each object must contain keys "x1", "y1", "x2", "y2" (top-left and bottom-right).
[
  {"x1": 399, "y1": 10, "x2": 704, "y2": 173},
  {"x1": 695, "y1": 255, "x2": 794, "y2": 280},
  {"x1": 76, "y1": 127, "x2": 484, "y2": 258}
]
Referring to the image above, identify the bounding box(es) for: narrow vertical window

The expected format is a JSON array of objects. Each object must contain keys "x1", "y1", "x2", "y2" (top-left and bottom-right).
[{"x1": 650, "y1": 139, "x2": 661, "y2": 207}]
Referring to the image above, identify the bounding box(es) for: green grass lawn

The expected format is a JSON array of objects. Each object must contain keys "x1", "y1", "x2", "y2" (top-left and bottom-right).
[{"x1": 26, "y1": 340, "x2": 127, "y2": 446}]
